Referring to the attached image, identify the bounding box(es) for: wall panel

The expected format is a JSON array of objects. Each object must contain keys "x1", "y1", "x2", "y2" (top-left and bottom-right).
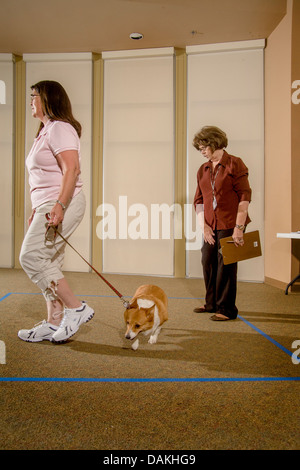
[
  {"x1": 23, "y1": 53, "x2": 93, "y2": 272},
  {"x1": 0, "y1": 54, "x2": 14, "y2": 267},
  {"x1": 101, "y1": 49, "x2": 175, "y2": 276},
  {"x1": 186, "y1": 40, "x2": 265, "y2": 281}
]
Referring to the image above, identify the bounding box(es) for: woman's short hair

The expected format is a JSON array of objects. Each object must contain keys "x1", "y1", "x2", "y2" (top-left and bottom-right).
[
  {"x1": 31, "y1": 80, "x2": 82, "y2": 138},
  {"x1": 193, "y1": 126, "x2": 228, "y2": 153}
]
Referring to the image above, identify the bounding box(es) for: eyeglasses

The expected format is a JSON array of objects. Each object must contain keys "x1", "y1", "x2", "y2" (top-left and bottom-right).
[
  {"x1": 30, "y1": 94, "x2": 40, "y2": 100},
  {"x1": 45, "y1": 213, "x2": 57, "y2": 242}
]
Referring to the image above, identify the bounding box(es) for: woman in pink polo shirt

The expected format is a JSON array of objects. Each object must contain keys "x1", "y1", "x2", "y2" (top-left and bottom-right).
[
  {"x1": 193, "y1": 126, "x2": 252, "y2": 321},
  {"x1": 18, "y1": 80, "x2": 94, "y2": 343}
]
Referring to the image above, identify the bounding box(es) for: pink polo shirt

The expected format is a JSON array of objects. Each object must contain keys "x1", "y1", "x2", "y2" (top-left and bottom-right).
[{"x1": 26, "y1": 120, "x2": 83, "y2": 209}]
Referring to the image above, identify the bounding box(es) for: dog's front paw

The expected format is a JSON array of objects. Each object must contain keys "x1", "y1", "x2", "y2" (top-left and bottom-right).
[
  {"x1": 148, "y1": 335, "x2": 158, "y2": 344},
  {"x1": 132, "y1": 339, "x2": 139, "y2": 350}
]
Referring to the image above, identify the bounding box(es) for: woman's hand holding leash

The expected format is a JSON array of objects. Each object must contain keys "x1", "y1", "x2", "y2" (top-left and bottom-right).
[
  {"x1": 45, "y1": 213, "x2": 130, "y2": 309},
  {"x1": 47, "y1": 201, "x2": 65, "y2": 226}
]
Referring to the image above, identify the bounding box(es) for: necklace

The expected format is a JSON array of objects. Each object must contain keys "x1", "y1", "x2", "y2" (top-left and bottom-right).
[{"x1": 210, "y1": 164, "x2": 221, "y2": 210}]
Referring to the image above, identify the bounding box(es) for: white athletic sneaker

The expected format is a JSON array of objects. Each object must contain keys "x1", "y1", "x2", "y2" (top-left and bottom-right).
[
  {"x1": 18, "y1": 320, "x2": 58, "y2": 342},
  {"x1": 51, "y1": 301, "x2": 94, "y2": 343}
]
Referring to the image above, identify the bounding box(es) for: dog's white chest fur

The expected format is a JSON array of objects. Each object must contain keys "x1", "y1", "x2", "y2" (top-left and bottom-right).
[
  {"x1": 131, "y1": 299, "x2": 161, "y2": 350},
  {"x1": 137, "y1": 299, "x2": 160, "y2": 335}
]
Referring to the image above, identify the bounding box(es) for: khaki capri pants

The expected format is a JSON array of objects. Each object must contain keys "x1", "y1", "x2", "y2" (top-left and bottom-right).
[{"x1": 19, "y1": 190, "x2": 86, "y2": 301}]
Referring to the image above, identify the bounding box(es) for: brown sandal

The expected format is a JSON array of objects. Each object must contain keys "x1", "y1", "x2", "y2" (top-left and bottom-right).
[
  {"x1": 193, "y1": 307, "x2": 213, "y2": 313},
  {"x1": 210, "y1": 314, "x2": 233, "y2": 321}
]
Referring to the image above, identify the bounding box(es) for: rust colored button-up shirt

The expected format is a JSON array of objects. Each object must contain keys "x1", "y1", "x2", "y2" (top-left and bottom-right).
[{"x1": 193, "y1": 151, "x2": 252, "y2": 230}]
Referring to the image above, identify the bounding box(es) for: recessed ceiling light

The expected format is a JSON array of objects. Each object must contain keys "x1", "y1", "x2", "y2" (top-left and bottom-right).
[{"x1": 130, "y1": 32, "x2": 144, "y2": 40}]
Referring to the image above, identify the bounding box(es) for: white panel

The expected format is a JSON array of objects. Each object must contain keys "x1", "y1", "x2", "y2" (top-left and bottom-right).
[
  {"x1": 102, "y1": 52, "x2": 175, "y2": 276},
  {"x1": 0, "y1": 55, "x2": 14, "y2": 267},
  {"x1": 102, "y1": 47, "x2": 174, "y2": 59},
  {"x1": 186, "y1": 39, "x2": 265, "y2": 54},
  {"x1": 187, "y1": 44, "x2": 265, "y2": 282},
  {"x1": 23, "y1": 53, "x2": 93, "y2": 63},
  {"x1": 24, "y1": 54, "x2": 93, "y2": 272}
]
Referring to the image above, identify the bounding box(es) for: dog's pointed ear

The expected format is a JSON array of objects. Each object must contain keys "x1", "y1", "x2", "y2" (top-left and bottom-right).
[{"x1": 129, "y1": 299, "x2": 138, "y2": 309}]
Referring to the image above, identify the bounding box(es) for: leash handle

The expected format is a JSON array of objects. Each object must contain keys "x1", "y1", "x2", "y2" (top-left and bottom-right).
[{"x1": 45, "y1": 214, "x2": 131, "y2": 309}]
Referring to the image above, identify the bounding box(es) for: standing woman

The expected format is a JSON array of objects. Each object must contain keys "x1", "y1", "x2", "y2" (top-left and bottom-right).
[
  {"x1": 18, "y1": 80, "x2": 94, "y2": 343},
  {"x1": 193, "y1": 126, "x2": 252, "y2": 321}
]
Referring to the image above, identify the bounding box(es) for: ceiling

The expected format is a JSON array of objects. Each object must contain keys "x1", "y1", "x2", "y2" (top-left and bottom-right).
[{"x1": 0, "y1": 0, "x2": 287, "y2": 56}]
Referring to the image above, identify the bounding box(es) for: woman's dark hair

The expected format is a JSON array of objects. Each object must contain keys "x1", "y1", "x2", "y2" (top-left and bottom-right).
[
  {"x1": 193, "y1": 126, "x2": 228, "y2": 153},
  {"x1": 31, "y1": 80, "x2": 82, "y2": 138}
]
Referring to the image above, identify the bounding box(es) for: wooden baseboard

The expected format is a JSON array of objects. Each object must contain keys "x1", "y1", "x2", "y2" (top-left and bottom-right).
[
  {"x1": 265, "y1": 276, "x2": 300, "y2": 292},
  {"x1": 264, "y1": 276, "x2": 288, "y2": 291}
]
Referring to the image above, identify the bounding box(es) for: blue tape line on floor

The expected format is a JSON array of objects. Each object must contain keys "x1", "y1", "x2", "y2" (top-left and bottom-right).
[
  {"x1": 0, "y1": 293, "x2": 12, "y2": 302},
  {"x1": 0, "y1": 377, "x2": 300, "y2": 383},
  {"x1": 238, "y1": 315, "x2": 294, "y2": 357}
]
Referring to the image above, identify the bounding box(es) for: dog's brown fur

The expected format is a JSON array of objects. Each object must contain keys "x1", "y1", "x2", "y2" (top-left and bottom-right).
[{"x1": 124, "y1": 285, "x2": 168, "y2": 349}]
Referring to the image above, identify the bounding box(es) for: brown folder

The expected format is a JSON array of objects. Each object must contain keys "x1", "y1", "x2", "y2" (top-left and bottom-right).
[{"x1": 220, "y1": 230, "x2": 262, "y2": 265}]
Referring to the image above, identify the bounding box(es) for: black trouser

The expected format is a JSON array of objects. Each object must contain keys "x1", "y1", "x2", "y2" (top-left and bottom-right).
[{"x1": 201, "y1": 229, "x2": 238, "y2": 319}]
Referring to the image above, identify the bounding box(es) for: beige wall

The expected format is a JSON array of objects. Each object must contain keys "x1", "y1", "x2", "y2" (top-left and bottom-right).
[
  {"x1": 2, "y1": 3, "x2": 298, "y2": 289},
  {"x1": 291, "y1": 0, "x2": 300, "y2": 278},
  {"x1": 0, "y1": 54, "x2": 14, "y2": 267},
  {"x1": 101, "y1": 49, "x2": 175, "y2": 276},
  {"x1": 265, "y1": 0, "x2": 299, "y2": 288},
  {"x1": 23, "y1": 53, "x2": 94, "y2": 272},
  {"x1": 186, "y1": 41, "x2": 265, "y2": 282}
]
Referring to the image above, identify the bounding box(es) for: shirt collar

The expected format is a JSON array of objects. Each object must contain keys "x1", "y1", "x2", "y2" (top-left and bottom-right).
[
  {"x1": 35, "y1": 119, "x2": 54, "y2": 139},
  {"x1": 204, "y1": 150, "x2": 229, "y2": 169}
]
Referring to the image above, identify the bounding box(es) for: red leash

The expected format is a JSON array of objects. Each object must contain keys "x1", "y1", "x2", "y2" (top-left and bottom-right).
[{"x1": 45, "y1": 214, "x2": 131, "y2": 309}]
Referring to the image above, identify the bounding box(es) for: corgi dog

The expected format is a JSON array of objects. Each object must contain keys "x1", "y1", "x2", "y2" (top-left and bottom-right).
[{"x1": 124, "y1": 285, "x2": 168, "y2": 350}]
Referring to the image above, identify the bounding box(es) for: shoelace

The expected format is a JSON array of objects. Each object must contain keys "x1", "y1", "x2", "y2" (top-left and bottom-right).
[
  {"x1": 28, "y1": 319, "x2": 56, "y2": 332},
  {"x1": 31, "y1": 320, "x2": 46, "y2": 330},
  {"x1": 30, "y1": 314, "x2": 62, "y2": 331}
]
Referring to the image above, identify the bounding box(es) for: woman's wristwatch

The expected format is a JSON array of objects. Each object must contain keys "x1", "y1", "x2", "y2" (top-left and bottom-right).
[{"x1": 235, "y1": 224, "x2": 245, "y2": 230}]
